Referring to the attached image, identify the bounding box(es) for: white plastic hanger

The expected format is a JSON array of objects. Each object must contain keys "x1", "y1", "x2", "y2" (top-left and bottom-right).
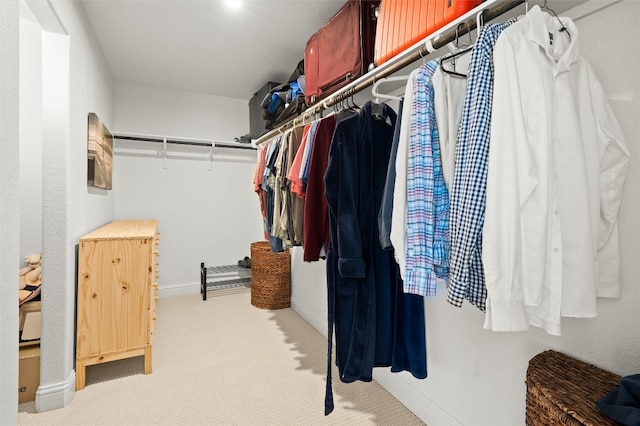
[
  {"x1": 371, "y1": 76, "x2": 408, "y2": 102},
  {"x1": 477, "y1": 8, "x2": 485, "y2": 34}
]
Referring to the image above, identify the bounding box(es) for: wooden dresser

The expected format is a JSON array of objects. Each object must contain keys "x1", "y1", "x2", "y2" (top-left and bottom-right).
[{"x1": 76, "y1": 220, "x2": 159, "y2": 390}]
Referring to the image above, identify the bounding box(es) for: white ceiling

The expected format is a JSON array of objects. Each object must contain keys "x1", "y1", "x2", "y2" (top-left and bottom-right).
[
  {"x1": 81, "y1": 0, "x2": 589, "y2": 102},
  {"x1": 81, "y1": 0, "x2": 345, "y2": 100}
]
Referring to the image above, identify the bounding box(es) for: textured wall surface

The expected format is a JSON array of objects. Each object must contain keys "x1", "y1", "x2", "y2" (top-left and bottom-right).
[
  {"x1": 0, "y1": 1, "x2": 20, "y2": 424},
  {"x1": 113, "y1": 81, "x2": 262, "y2": 295},
  {"x1": 16, "y1": 0, "x2": 117, "y2": 413}
]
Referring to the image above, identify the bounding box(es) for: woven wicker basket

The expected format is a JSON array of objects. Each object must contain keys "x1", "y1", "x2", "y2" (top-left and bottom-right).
[
  {"x1": 526, "y1": 350, "x2": 621, "y2": 426},
  {"x1": 250, "y1": 241, "x2": 291, "y2": 310}
]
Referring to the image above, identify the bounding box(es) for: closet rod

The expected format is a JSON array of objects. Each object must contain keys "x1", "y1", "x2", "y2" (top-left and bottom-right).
[
  {"x1": 113, "y1": 133, "x2": 257, "y2": 150},
  {"x1": 254, "y1": 0, "x2": 524, "y2": 145}
]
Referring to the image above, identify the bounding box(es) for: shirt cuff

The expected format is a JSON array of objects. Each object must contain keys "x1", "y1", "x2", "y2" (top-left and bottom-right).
[{"x1": 483, "y1": 298, "x2": 529, "y2": 332}]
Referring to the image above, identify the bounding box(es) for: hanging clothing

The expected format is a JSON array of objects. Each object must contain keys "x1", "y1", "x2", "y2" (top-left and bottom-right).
[
  {"x1": 262, "y1": 136, "x2": 284, "y2": 252},
  {"x1": 431, "y1": 51, "x2": 469, "y2": 191},
  {"x1": 389, "y1": 268, "x2": 426, "y2": 380},
  {"x1": 447, "y1": 20, "x2": 516, "y2": 311},
  {"x1": 273, "y1": 130, "x2": 291, "y2": 244},
  {"x1": 404, "y1": 60, "x2": 450, "y2": 297},
  {"x1": 383, "y1": 96, "x2": 429, "y2": 383},
  {"x1": 285, "y1": 126, "x2": 305, "y2": 246},
  {"x1": 288, "y1": 124, "x2": 311, "y2": 197},
  {"x1": 253, "y1": 143, "x2": 269, "y2": 240},
  {"x1": 300, "y1": 120, "x2": 321, "y2": 193},
  {"x1": 303, "y1": 115, "x2": 336, "y2": 262},
  {"x1": 324, "y1": 101, "x2": 426, "y2": 415},
  {"x1": 390, "y1": 68, "x2": 419, "y2": 280},
  {"x1": 482, "y1": 6, "x2": 629, "y2": 334},
  {"x1": 378, "y1": 99, "x2": 403, "y2": 251},
  {"x1": 325, "y1": 102, "x2": 397, "y2": 383}
]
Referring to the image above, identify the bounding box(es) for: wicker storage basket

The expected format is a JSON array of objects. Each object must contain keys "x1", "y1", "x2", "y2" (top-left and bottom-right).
[
  {"x1": 250, "y1": 241, "x2": 291, "y2": 310},
  {"x1": 526, "y1": 350, "x2": 621, "y2": 426}
]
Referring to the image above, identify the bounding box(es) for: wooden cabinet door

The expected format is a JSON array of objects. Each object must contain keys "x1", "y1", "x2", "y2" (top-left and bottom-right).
[{"x1": 76, "y1": 237, "x2": 150, "y2": 359}]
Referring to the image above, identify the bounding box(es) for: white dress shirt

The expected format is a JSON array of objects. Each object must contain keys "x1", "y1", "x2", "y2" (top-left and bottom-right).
[
  {"x1": 390, "y1": 69, "x2": 419, "y2": 280},
  {"x1": 482, "y1": 6, "x2": 630, "y2": 335},
  {"x1": 432, "y1": 51, "x2": 470, "y2": 190}
]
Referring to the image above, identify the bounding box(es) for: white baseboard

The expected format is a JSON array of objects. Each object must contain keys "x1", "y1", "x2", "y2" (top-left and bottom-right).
[
  {"x1": 291, "y1": 298, "x2": 328, "y2": 339},
  {"x1": 35, "y1": 370, "x2": 75, "y2": 413},
  {"x1": 291, "y1": 296, "x2": 460, "y2": 426},
  {"x1": 373, "y1": 370, "x2": 462, "y2": 426}
]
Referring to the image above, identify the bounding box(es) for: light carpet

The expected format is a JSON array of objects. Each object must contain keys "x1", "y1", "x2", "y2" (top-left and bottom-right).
[{"x1": 18, "y1": 289, "x2": 425, "y2": 425}]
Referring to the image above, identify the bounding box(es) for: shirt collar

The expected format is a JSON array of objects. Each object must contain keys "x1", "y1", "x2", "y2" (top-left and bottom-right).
[{"x1": 526, "y1": 5, "x2": 580, "y2": 72}]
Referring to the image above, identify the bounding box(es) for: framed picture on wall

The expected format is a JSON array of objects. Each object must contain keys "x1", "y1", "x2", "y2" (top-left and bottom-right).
[{"x1": 87, "y1": 112, "x2": 113, "y2": 190}]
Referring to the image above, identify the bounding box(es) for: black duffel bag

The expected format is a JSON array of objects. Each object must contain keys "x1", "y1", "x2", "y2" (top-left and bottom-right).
[{"x1": 261, "y1": 60, "x2": 307, "y2": 130}]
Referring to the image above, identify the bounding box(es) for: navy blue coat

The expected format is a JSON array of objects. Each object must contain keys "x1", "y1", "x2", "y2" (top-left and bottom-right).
[{"x1": 323, "y1": 102, "x2": 426, "y2": 415}]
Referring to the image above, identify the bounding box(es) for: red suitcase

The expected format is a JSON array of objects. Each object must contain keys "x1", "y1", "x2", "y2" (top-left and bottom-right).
[
  {"x1": 305, "y1": 0, "x2": 380, "y2": 106},
  {"x1": 374, "y1": 0, "x2": 482, "y2": 66}
]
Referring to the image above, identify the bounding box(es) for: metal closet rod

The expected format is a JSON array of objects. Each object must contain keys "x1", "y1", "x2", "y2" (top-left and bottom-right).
[
  {"x1": 254, "y1": 0, "x2": 525, "y2": 146},
  {"x1": 113, "y1": 133, "x2": 257, "y2": 150}
]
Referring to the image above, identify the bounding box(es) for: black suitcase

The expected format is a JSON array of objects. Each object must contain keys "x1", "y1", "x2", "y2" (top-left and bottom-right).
[{"x1": 248, "y1": 81, "x2": 280, "y2": 139}]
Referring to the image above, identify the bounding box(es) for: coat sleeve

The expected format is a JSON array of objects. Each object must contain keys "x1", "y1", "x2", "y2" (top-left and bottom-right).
[
  {"x1": 325, "y1": 119, "x2": 365, "y2": 279},
  {"x1": 590, "y1": 67, "x2": 630, "y2": 298}
]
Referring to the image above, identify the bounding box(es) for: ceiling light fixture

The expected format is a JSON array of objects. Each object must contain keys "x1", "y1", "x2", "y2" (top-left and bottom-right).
[{"x1": 225, "y1": 0, "x2": 243, "y2": 10}]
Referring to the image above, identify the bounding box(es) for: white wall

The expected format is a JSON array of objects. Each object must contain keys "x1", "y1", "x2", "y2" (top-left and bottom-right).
[
  {"x1": 13, "y1": 0, "x2": 117, "y2": 414},
  {"x1": 0, "y1": 1, "x2": 21, "y2": 423},
  {"x1": 19, "y1": 6, "x2": 43, "y2": 260},
  {"x1": 290, "y1": 2, "x2": 640, "y2": 425},
  {"x1": 113, "y1": 81, "x2": 263, "y2": 295},
  {"x1": 39, "y1": 0, "x2": 116, "y2": 411}
]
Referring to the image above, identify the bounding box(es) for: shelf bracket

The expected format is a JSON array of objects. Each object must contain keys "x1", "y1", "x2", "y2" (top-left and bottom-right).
[
  {"x1": 162, "y1": 137, "x2": 168, "y2": 169},
  {"x1": 208, "y1": 142, "x2": 215, "y2": 171}
]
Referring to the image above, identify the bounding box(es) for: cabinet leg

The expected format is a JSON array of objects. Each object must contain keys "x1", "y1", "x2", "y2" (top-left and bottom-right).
[
  {"x1": 144, "y1": 347, "x2": 152, "y2": 374},
  {"x1": 76, "y1": 360, "x2": 86, "y2": 390}
]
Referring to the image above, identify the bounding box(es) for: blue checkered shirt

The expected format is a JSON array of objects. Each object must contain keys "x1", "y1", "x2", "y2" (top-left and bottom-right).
[
  {"x1": 447, "y1": 21, "x2": 516, "y2": 310},
  {"x1": 405, "y1": 60, "x2": 450, "y2": 296}
]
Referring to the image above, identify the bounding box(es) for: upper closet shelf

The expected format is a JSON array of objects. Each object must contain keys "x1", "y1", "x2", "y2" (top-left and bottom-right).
[
  {"x1": 113, "y1": 133, "x2": 257, "y2": 151},
  {"x1": 254, "y1": 0, "x2": 526, "y2": 145}
]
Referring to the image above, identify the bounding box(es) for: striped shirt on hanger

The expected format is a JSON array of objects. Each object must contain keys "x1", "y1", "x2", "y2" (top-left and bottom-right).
[
  {"x1": 404, "y1": 59, "x2": 450, "y2": 297},
  {"x1": 390, "y1": 69, "x2": 420, "y2": 281}
]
